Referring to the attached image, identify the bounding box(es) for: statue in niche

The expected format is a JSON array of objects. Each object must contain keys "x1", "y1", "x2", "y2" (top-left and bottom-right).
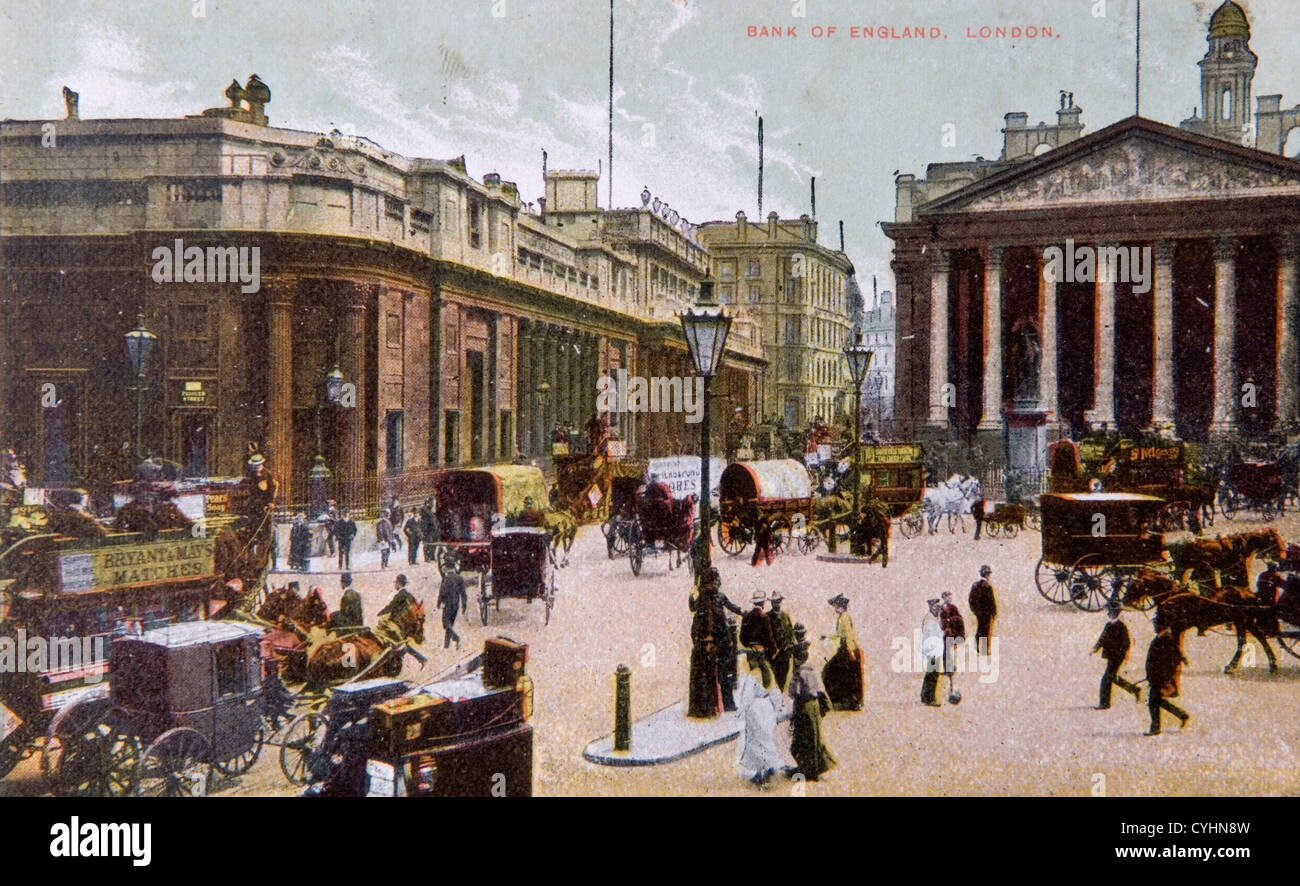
[{"x1": 1011, "y1": 321, "x2": 1042, "y2": 406}]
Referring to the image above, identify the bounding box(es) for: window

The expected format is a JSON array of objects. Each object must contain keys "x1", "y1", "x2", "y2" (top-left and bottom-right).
[
  {"x1": 718, "y1": 260, "x2": 737, "y2": 281},
  {"x1": 469, "y1": 200, "x2": 483, "y2": 248},
  {"x1": 171, "y1": 303, "x2": 214, "y2": 369},
  {"x1": 384, "y1": 195, "x2": 404, "y2": 221},
  {"x1": 443, "y1": 200, "x2": 458, "y2": 235},
  {"x1": 411, "y1": 209, "x2": 432, "y2": 234},
  {"x1": 386, "y1": 410, "x2": 404, "y2": 472},
  {"x1": 748, "y1": 286, "x2": 761, "y2": 305},
  {"x1": 719, "y1": 284, "x2": 735, "y2": 304},
  {"x1": 215, "y1": 642, "x2": 248, "y2": 699},
  {"x1": 747, "y1": 258, "x2": 761, "y2": 278},
  {"x1": 386, "y1": 312, "x2": 402, "y2": 349},
  {"x1": 443, "y1": 411, "x2": 460, "y2": 464}
]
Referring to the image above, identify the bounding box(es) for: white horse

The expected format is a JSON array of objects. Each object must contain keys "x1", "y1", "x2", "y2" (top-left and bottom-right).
[{"x1": 921, "y1": 475, "x2": 982, "y2": 534}]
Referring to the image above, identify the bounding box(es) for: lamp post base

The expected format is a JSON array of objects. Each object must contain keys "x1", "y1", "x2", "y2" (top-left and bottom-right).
[{"x1": 686, "y1": 639, "x2": 721, "y2": 719}]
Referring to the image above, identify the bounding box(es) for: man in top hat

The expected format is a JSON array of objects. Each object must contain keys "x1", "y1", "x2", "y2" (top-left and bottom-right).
[
  {"x1": 330, "y1": 573, "x2": 364, "y2": 630},
  {"x1": 740, "y1": 591, "x2": 778, "y2": 661},
  {"x1": 1091, "y1": 601, "x2": 1140, "y2": 709},
  {"x1": 822, "y1": 594, "x2": 863, "y2": 711},
  {"x1": 334, "y1": 509, "x2": 358, "y2": 570},
  {"x1": 403, "y1": 512, "x2": 423, "y2": 565},
  {"x1": 379, "y1": 573, "x2": 417, "y2": 620},
  {"x1": 768, "y1": 591, "x2": 797, "y2": 692},
  {"x1": 968, "y1": 565, "x2": 997, "y2": 656}
]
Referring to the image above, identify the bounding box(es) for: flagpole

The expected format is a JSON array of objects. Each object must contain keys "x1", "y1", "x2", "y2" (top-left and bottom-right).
[{"x1": 1135, "y1": 0, "x2": 1141, "y2": 117}]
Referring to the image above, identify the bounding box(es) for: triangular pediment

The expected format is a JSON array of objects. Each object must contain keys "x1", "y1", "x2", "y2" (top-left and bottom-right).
[{"x1": 919, "y1": 117, "x2": 1300, "y2": 215}]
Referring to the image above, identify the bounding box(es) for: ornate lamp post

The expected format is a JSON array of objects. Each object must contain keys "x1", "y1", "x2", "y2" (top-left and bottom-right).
[
  {"x1": 680, "y1": 281, "x2": 732, "y2": 718},
  {"x1": 309, "y1": 363, "x2": 345, "y2": 517},
  {"x1": 843, "y1": 332, "x2": 874, "y2": 555},
  {"x1": 123, "y1": 315, "x2": 158, "y2": 462}
]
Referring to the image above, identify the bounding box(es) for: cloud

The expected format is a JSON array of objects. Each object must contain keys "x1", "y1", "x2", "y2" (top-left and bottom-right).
[{"x1": 45, "y1": 23, "x2": 194, "y2": 118}]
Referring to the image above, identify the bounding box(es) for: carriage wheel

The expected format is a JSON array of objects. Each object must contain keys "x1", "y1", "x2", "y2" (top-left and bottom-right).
[
  {"x1": 1027, "y1": 510, "x2": 1042, "y2": 531},
  {"x1": 1278, "y1": 626, "x2": 1300, "y2": 661},
  {"x1": 602, "y1": 521, "x2": 617, "y2": 559},
  {"x1": 1262, "y1": 499, "x2": 1279, "y2": 522},
  {"x1": 771, "y1": 518, "x2": 792, "y2": 555},
  {"x1": 1220, "y1": 491, "x2": 1239, "y2": 521},
  {"x1": 1034, "y1": 558, "x2": 1075, "y2": 605},
  {"x1": 798, "y1": 526, "x2": 822, "y2": 554},
  {"x1": 629, "y1": 541, "x2": 644, "y2": 576},
  {"x1": 137, "y1": 728, "x2": 212, "y2": 798},
  {"x1": 717, "y1": 520, "x2": 748, "y2": 556},
  {"x1": 50, "y1": 718, "x2": 140, "y2": 798},
  {"x1": 214, "y1": 725, "x2": 265, "y2": 777},
  {"x1": 986, "y1": 522, "x2": 1001, "y2": 539},
  {"x1": 1069, "y1": 556, "x2": 1125, "y2": 612},
  {"x1": 898, "y1": 511, "x2": 924, "y2": 539},
  {"x1": 278, "y1": 711, "x2": 325, "y2": 786},
  {"x1": 1001, "y1": 522, "x2": 1019, "y2": 540}
]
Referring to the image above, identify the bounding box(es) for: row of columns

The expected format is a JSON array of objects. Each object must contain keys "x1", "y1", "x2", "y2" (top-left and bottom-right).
[
  {"x1": 518, "y1": 320, "x2": 604, "y2": 457},
  {"x1": 927, "y1": 234, "x2": 1300, "y2": 438}
]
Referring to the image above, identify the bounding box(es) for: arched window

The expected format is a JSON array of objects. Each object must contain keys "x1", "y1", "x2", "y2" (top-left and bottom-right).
[{"x1": 1222, "y1": 87, "x2": 1234, "y2": 120}]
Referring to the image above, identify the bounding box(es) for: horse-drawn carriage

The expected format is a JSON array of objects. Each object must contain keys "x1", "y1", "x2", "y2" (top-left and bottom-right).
[
  {"x1": 472, "y1": 527, "x2": 557, "y2": 624},
  {"x1": 39, "y1": 621, "x2": 275, "y2": 797},
  {"x1": 600, "y1": 475, "x2": 643, "y2": 559},
  {"x1": 1058, "y1": 437, "x2": 1215, "y2": 531},
  {"x1": 553, "y1": 453, "x2": 647, "y2": 525},
  {"x1": 1219, "y1": 461, "x2": 1288, "y2": 521},
  {"x1": 625, "y1": 478, "x2": 697, "y2": 576},
  {"x1": 1034, "y1": 492, "x2": 1169, "y2": 612},
  {"x1": 717, "y1": 459, "x2": 818, "y2": 557},
  {"x1": 428, "y1": 466, "x2": 551, "y2": 574},
  {"x1": 982, "y1": 502, "x2": 1028, "y2": 539}
]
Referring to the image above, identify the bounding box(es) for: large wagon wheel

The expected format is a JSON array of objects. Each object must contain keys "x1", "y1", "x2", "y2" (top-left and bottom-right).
[
  {"x1": 798, "y1": 525, "x2": 822, "y2": 554},
  {"x1": 770, "y1": 517, "x2": 792, "y2": 555},
  {"x1": 985, "y1": 521, "x2": 1001, "y2": 539},
  {"x1": 628, "y1": 523, "x2": 645, "y2": 576},
  {"x1": 279, "y1": 710, "x2": 326, "y2": 785},
  {"x1": 1034, "y1": 558, "x2": 1075, "y2": 605},
  {"x1": 137, "y1": 727, "x2": 213, "y2": 797},
  {"x1": 898, "y1": 510, "x2": 924, "y2": 539},
  {"x1": 716, "y1": 519, "x2": 748, "y2": 555},
  {"x1": 1001, "y1": 521, "x2": 1020, "y2": 540},
  {"x1": 49, "y1": 716, "x2": 140, "y2": 798},
  {"x1": 214, "y1": 724, "x2": 265, "y2": 777},
  {"x1": 1069, "y1": 555, "x2": 1125, "y2": 612}
]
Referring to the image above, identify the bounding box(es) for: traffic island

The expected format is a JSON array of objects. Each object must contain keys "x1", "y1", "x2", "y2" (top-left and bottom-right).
[{"x1": 582, "y1": 700, "x2": 790, "y2": 767}]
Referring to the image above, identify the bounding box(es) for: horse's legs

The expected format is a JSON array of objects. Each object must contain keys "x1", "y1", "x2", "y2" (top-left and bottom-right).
[
  {"x1": 1254, "y1": 627, "x2": 1279, "y2": 673},
  {"x1": 1224, "y1": 628, "x2": 1246, "y2": 673}
]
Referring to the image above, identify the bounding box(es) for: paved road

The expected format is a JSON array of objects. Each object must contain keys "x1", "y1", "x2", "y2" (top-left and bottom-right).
[{"x1": 6, "y1": 511, "x2": 1300, "y2": 796}]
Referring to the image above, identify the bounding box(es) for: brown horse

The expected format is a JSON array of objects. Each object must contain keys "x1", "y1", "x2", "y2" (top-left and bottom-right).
[
  {"x1": 1165, "y1": 528, "x2": 1284, "y2": 589},
  {"x1": 256, "y1": 584, "x2": 331, "y2": 634},
  {"x1": 1124, "y1": 568, "x2": 1279, "y2": 673},
  {"x1": 305, "y1": 596, "x2": 426, "y2": 685}
]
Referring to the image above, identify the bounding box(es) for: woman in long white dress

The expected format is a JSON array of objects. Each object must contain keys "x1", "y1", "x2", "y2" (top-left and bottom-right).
[{"x1": 736, "y1": 648, "x2": 788, "y2": 786}]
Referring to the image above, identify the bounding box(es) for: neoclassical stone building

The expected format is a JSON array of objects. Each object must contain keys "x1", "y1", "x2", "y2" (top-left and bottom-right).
[
  {"x1": 886, "y1": 1, "x2": 1300, "y2": 462},
  {"x1": 0, "y1": 80, "x2": 766, "y2": 507}
]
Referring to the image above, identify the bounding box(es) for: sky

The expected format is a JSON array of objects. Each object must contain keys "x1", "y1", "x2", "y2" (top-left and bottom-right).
[{"x1": 4, "y1": 0, "x2": 1300, "y2": 298}]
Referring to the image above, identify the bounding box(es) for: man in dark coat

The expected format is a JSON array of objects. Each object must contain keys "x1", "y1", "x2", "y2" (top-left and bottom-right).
[
  {"x1": 739, "y1": 591, "x2": 777, "y2": 660},
  {"x1": 1091, "y1": 602, "x2": 1140, "y2": 709},
  {"x1": 1144, "y1": 625, "x2": 1190, "y2": 735},
  {"x1": 289, "y1": 513, "x2": 312, "y2": 572},
  {"x1": 768, "y1": 591, "x2": 797, "y2": 692},
  {"x1": 379, "y1": 573, "x2": 418, "y2": 620},
  {"x1": 375, "y1": 509, "x2": 394, "y2": 570},
  {"x1": 436, "y1": 554, "x2": 468, "y2": 649},
  {"x1": 330, "y1": 573, "x2": 364, "y2": 630},
  {"x1": 968, "y1": 565, "x2": 998, "y2": 656},
  {"x1": 689, "y1": 568, "x2": 744, "y2": 711},
  {"x1": 970, "y1": 497, "x2": 986, "y2": 540},
  {"x1": 323, "y1": 502, "x2": 339, "y2": 556},
  {"x1": 334, "y1": 510, "x2": 358, "y2": 570},
  {"x1": 388, "y1": 499, "x2": 404, "y2": 552},
  {"x1": 403, "y1": 514, "x2": 422, "y2": 565},
  {"x1": 420, "y1": 499, "x2": 440, "y2": 563}
]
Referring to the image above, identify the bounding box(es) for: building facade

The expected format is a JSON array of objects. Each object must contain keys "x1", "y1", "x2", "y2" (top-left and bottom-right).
[
  {"x1": 885, "y1": 1, "x2": 1300, "y2": 464},
  {"x1": 0, "y1": 80, "x2": 765, "y2": 508},
  {"x1": 861, "y1": 289, "x2": 895, "y2": 435},
  {"x1": 697, "y1": 213, "x2": 856, "y2": 430}
]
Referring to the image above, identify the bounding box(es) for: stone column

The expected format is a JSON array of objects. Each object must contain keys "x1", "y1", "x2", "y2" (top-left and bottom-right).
[
  {"x1": 266, "y1": 278, "x2": 297, "y2": 506},
  {"x1": 1038, "y1": 248, "x2": 1059, "y2": 427},
  {"x1": 1151, "y1": 240, "x2": 1176, "y2": 432},
  {"x1": 517, "y1": 319, "x2": 532, "y2": 456},
  {"x1": 541, "y1": 326, "x2": 557, "y2": 446},
  {"x1": 1090, "y1": 257, "x2": 1117, "y2": 429},
  {"x1": 1276, "y1": 232, "x2": 1299, "y2": 433},
  {"x1": 557, "y1": 329, "x2": 572, "y2": 432},
  {"x1": 1210, "y1": 237, "x2": 1238, "y2": 436},
  {"x1": 978, "y1": 246, "x2": 1004, "y2": 430},
  {"x1": 337, "y1": 283, "x2": 367, "y2": 508},
  {"x1": 927, "y1": 249, "x2": 951, "y2": 428}
]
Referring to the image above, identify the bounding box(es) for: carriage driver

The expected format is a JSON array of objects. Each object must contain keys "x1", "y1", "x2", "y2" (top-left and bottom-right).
[{"x1": 379, "y1": 574, "x2": 418, "y2": 619}]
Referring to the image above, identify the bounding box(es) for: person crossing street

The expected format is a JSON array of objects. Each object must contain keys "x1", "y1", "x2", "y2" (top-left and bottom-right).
[{"x1": 1092, "y1": 601, "x2": 1141, "y2": 709}]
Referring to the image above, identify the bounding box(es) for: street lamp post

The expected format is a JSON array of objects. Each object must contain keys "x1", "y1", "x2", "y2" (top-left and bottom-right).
[
  {"x1": 680, "y1": 281, "x2": 732, "y2": 719},
  {"x1": 843, "y1": 332, "x2": 874, "y2": 555},
  {"x1": 309, "y1": 364, "x2": 345, "y2": 516},
  {"x1": 123, "y1": 315, "x2": 158, "y2": 463}
]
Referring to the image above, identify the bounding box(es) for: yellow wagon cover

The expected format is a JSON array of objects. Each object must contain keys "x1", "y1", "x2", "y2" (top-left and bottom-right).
[{"x1": 723, "y1": 459, "x2": 813, "y2": 501}]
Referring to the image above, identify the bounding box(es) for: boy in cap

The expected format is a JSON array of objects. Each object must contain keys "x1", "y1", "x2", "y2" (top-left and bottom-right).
[{"x1": 1091, "y1": 601, "x2": 1140, "y2": 709}]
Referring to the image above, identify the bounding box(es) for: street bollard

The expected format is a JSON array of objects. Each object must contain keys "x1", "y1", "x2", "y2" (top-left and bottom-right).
[{"x1": 614, "y1": 664, "x2": 631, "y2": 751}]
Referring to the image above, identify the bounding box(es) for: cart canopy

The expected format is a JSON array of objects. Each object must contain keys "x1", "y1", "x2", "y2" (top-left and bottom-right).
[
  {"x1": 434, "y1": 466, "x2": 549, "y2": 518},
  {"x1": 719, "y1": 459, "x2": 813, "y2": 502}
]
